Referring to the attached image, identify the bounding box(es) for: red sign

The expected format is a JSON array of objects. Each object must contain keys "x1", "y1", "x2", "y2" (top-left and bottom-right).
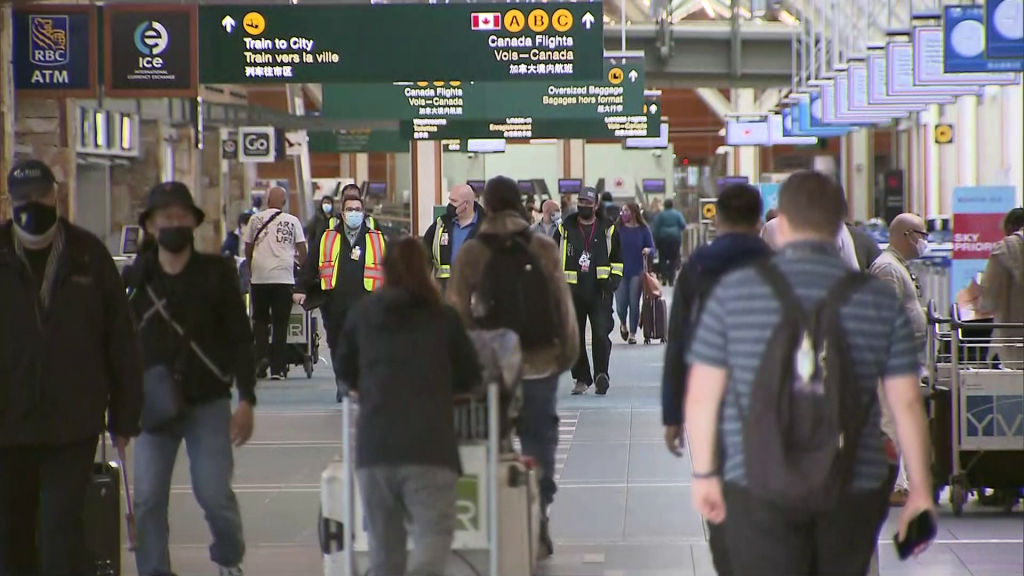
[{"x1": 952, "y1": 212, "x2": 1004, "y2": 260}]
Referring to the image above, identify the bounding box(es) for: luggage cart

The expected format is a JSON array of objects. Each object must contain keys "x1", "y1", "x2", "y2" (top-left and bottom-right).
[
  {"x1": 928, "y1": 302, "x2": 1024, "y2": 516},
  {"x1": 244, "y1": 295, "x2": 320, "y2": 379}
]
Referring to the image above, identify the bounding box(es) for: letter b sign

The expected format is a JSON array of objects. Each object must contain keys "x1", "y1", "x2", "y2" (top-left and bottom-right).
[{"x1": 238, "y1": 127, "x2": 275, "y2": 163}]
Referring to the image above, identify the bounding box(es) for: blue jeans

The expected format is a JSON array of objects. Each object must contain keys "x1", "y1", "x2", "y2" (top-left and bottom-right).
[
  {"x1": 133, "y1": 399, "x2": 245, "y2": 575},
  {"x1": 518, "y1": 375, "x2": 560, "y2": 514},
  {"x1": 615, "y1": 274, "x2": 642, "y2": 335}
]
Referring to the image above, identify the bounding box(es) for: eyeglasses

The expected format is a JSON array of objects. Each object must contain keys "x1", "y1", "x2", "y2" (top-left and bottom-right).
[
  {"x1": 907, "y1": 229, "x2": 928, "y2": 238},
  {"x1": 342, "y1": 206, "x2": 363, "y2": 213}
]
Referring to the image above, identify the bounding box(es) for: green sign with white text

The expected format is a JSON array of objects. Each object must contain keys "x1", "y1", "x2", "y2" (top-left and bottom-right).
[
  {"x1": 308, "y1": 130, "x2": 408, "y2": 154},
  {"x1": 323, "y1": 57, "x2": 644, "y2": 121},
  {"x1": 198, "y1": 4, "x2": 604, "y2": 84},
  {"x1": 400, "y1": 103, "x2": 659, "y2": 140}
]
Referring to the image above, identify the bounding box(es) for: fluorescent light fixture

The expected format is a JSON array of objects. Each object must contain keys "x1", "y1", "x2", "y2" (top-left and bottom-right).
[
  {"x1": 120, "y1": 114, "x2": 133, "y2": 151},
  {"x1": 529, "y1": 139, "x2": 558, "y2": 144},
  {"x1": 94, "y1": 111, "x2": 107, "y2": 148}
]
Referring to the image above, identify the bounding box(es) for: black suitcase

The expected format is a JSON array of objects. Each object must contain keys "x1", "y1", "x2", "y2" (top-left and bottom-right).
[
  {"x1": 640, "y1": 295, "x2": 667, "y2": 344},
  {"x1": 83, "y1": 442, "x2": 124, "y2": 576}
]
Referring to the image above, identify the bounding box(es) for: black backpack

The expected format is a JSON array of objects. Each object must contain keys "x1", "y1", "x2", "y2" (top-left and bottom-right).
[
  {"x1": 737, "y1": 261, "x2": 875, "y2": 511},
  {"x1": 473, "y1": 231, "x2": 560, "y2": 352}
]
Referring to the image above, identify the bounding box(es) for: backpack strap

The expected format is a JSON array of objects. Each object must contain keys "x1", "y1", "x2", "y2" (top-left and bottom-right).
[
  {"x1": 754, "y1": 260, "x2": 807, "y2": 325},
  {"x1": 813, "y1": 271, "x2": 873, "y2": 321}
]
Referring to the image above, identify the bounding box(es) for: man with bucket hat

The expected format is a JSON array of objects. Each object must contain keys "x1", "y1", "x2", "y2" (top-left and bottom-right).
[
  {"x1": 126, "y1": 182, "x2": 256, "y2": 576},
  {"x1": 0, "y1": 159, "x2": 143, "y2": 575}
]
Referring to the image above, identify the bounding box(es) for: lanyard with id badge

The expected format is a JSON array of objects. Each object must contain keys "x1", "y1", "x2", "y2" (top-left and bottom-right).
[{"x1": 578, "y1": 221, "x2": 597, "y2": 273}]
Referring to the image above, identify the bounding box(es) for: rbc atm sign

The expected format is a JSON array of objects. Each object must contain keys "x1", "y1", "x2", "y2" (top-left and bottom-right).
[{"x1": 13, "y1": 6, "x2": 98, "y2": 97}]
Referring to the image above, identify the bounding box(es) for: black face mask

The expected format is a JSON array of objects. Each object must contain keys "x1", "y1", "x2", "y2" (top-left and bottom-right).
[
  {"x1": 157, "y1": 226, "x2": 193, "y2": 254},
  {"x1": 446, "y1": 203, "x2": 459, "y2": 219},
  {"x1": 577, "y1": 206, "x2": 595, "y2": 220},
  {"x1": 12, "y1": 202, "x2": 58, "y2": 236}
]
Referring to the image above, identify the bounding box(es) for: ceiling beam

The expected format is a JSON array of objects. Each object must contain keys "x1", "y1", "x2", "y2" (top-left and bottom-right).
[{"x1": 695, "y1": 88, "x2": 733, "y2": 121}]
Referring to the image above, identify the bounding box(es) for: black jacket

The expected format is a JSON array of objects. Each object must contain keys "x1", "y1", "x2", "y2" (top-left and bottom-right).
[
  {"x1": 661, "y1": 233, "x2": 772, "y2": 426},
  {"x1": 0, "y1": 221, "x2": 143, "y2": 445},
  {"x1": 847, "y1": 223, "x2": 882, "y2": 272},
  {"x1": 128, "y1": 251, "x2": 257, "y2": 406},
  {"x1": 336, "y1": 288, "x2": 481, "y2": 473},
  {"x1": 422, "y1": 203, "x2": 486, "y2": 271},
  {"x1": 553, "y1": 212, "x2": 623, "y2": 296}
]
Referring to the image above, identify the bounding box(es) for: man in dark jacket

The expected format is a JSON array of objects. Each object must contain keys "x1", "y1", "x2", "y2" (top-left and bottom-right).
[
  {"x1": 128, "y1": 182, "x2": 256, "y2": 576},
  {"x1": 0, "y1": 160, "x2": 143, "y2": 576},
  {"x1": 661, "y1": 182, "x2": 770, "y2": 576},
  {"x1": 422, "y1": 183, "x2": 485, "y2": 289}
]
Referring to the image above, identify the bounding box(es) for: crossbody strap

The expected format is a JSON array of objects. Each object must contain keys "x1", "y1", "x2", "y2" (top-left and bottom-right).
[
  {"x1": 143, "y1": 284, "x2": 233, "y2": 384},
  {"x1": 251, "y1": 211, "x2": 284, "y2": 249}
]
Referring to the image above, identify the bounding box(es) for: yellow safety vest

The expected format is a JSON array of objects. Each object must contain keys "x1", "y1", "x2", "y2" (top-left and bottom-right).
[
  {"x1": 558, "y1": 223, "x2": 623, "y2": 284},
  {"x1": 430, "y1": 216, "x2": 452, "y2": 279},
  {"x1": 318, "y1": 229, "x2": 386, "y2": 292},
  {"x1": 328, "y1": 216, "x2": 377, "y2": 230}
]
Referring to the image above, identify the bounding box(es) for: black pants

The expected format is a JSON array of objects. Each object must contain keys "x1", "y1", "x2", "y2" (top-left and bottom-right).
[
  {"x1": 721, "y1": 482, "x2": 889, "y2": 576},
  {"x1": 251, "y1": 283, "x2": 293, "y2": 376},
  {"x1": 0, "y1": 438, "x2": 99, "y2": 576},
  {"x1": 657, "y1": 237, "x2": 681, "y2": 283},
  {"x1": 570, "y1": 290, "x2": 613, "y2": 385}
]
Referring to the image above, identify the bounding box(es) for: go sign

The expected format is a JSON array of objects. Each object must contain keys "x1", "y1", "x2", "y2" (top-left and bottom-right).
[{"x1": 238, "y1": 126, "x2": 275, "y2": 162}]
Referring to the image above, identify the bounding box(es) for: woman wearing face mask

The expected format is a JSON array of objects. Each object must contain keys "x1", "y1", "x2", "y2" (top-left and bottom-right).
[
  {"x1": 613, "y1": 203, "x2": 654, "y2": 344},
  {"x1": 128, "y1": 182, "x2": 257, "y2": 576},
  {"x1": 304, "y1": 194, "x2": 336, "y2": 243}
]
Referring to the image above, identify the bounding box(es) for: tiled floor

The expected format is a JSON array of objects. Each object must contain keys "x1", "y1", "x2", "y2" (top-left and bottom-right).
[{"x1": 115, "y1": 316, "x2": 1023, "y2": 575}]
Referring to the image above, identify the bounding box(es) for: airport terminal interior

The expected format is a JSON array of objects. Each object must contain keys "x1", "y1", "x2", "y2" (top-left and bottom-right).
[{"x1": 1, "y1": 0, "x2": 1023, "y2": 574}]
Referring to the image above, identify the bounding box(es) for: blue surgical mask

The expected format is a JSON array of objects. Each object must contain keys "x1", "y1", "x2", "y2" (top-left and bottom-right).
[
  {"x1": 344, "y1": 211, "x2": 365, "y2": 229},
  {"x1": 322, "y1": 203, "x2": 333, "y2": 215}
]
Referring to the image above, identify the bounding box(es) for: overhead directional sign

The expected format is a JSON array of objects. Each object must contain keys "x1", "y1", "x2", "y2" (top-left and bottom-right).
[
  {"x1": 400, "y1": 105, "x2": 659, "y2": 141},
  {"x1": 322, "y1": 57, "x2": 644, "y2": 121},
  {"x1": 198, "y1": 4, "x2": 604, "y2": 84},
  {"x1": 308, "y1": 130, "x2": 409, "y2": 154}
]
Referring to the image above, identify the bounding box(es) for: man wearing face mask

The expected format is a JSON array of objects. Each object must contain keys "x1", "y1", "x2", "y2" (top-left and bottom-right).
[
  {"x1": 296, "y1": 192, "x2": 386, "y2": 400},
  {"x1": 126, "y1": 182, "x2": 256, "y2": 576},
  {"x1": 327, "y1": 184, "x2": 378, "y2": 232},
  {"x1": 422, "y1": 183, "x2": 484, "y2": 289},
  {"x1": 869, "y1": 212, "x2": 929, "y2": 508},
  {"x1": 554, "y1": 187, "x2": 623, "y2": 395},
  {"x1": 0, "y1": 160, "x2": 143, "y2": 576},
  {"x1": 531, "y1": 199, "x2": 561, "y2": 238}
]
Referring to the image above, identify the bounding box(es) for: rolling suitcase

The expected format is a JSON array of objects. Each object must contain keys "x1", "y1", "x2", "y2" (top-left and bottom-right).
[
  {"x1": 639, "y1": 258, "x2": 667, "y2": 344},
  {"x1": 83, "y1": 439, "x2": 129, "y2": 576},
  {"x1": 497, "y1": 458, "x2": 541, "y2": 576}
]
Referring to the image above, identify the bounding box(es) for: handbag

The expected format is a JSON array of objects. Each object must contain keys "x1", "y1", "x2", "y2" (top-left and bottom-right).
[{"x1": 140, "y1": 283, "x2": 192, "y2": 432}]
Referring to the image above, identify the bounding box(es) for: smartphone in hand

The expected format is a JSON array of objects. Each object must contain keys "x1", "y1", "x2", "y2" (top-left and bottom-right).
[{"x1": 894, "y1": 511, "x2": 937, "y2": 560}]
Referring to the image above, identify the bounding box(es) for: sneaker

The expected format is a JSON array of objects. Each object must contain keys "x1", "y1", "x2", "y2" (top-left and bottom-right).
[
  {"x1": 619, "y1": 324, "x2": 629, "y2": 342},
  {"x1": 595, "y1": 373, "x2": 610, "y2": 395},
  {"x1": 571, "y1": 380, "x2": 589, "y2": 395},
  {"x1": 627, "y1": 334, "x2": 637, "y2": 345},
  {"x1": 270, "y1": 374, "x2": 284, "y2": 381},
  {"x1": 889, "y1": 488, "x2": 908, "y2": 507},
  {"x1": 538, "y1": 517, "x2": 554, "y2": 559},
  {"x1": 219, "y1": 567, "x2": 244, "y2": 576}
]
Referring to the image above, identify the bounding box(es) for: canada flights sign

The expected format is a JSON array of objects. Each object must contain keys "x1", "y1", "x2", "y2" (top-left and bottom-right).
[
  {"x1": 13, "y1": 6, "x2": 98, "y2": 97},
  {"x1": 104, "y1": 5, "x2": 198, "y2": 97},
  {"x1": 197, "y1": 3, "x2": 604, "y2": 83}
]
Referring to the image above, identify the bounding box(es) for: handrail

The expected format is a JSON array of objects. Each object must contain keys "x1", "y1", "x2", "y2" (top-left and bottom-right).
[
  {"x1": 927, "y1": 300, "x2": 951, "y2": 325},
  {"x1": 949, "y1": 303, "x2": 1024, "y2": 331}
]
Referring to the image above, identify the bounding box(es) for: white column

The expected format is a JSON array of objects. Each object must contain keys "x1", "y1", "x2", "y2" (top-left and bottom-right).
[
  {"x1": 976, "y1": 87, "x2": 1004, "y2": 186},
  {"x1": 937, "y1": 103, "x2": 958, "y2": 213},
  {"x1": 412, "y1": 140, "x2": 440, "y2": 237},
  {"x1": 1004, "y1": 79, "x2": 1024, "y2": 205},
  {"x1": 841, "y1": 129, "x2": 872, "y2": 222},
  {"x1": 956, "y1": 95, "x2": 978, "y2": 187},
  {"x1": 339, "y1": 154, "x2": 354, "y2": 179},
  {"x1": 354, "y1": 153, "x2": 370, "y2": 184},
  {"x1": 731, "y1": 88, "x2": 760, "y2": 182},
  {"x1": 568, "y1": 139, "x2": 585, "y2": 179},
  {"x1": 897, "y1": 128, "x2": 912, "y2": 213}
]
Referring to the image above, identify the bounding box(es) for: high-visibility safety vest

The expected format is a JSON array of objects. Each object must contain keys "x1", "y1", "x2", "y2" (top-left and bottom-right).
[
  {"x1": 318, "y1": 229, "x2": 386, "y2": 292},
  {"x1": 558, "y1": 223, "x2": 623, "y2": 284},
  {"x1": 430, "y1": 216, "x2": 452, "y2": 279},
  {"x1": 328, "y1": 215, "x2": 377, "y2": 230}
]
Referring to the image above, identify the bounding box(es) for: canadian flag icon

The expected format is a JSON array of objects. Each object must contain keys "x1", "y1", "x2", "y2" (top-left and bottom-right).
[{"x1": 472, "y1": 13, "x2": 501, "y2": 30}]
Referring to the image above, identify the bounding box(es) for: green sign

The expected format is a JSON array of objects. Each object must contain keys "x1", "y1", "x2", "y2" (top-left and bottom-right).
[
  {"x1": 308, "y1": 130, "x2": 408, "y2": 154},
  {"x1": 400, "y1": 108, "x2": 659, "y2": 140},
  {"x1": 454, "y1": 475, "x2": 480, "y2": 531},
  {"x1": 198, "y1": 4, "x2": 604, "y2": 84},
  {"x1": 323, "y1": 57, "x2": 643, "y2": 121}
]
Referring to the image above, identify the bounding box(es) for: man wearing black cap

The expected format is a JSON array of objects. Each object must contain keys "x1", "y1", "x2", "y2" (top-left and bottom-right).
[
  {"x1": 0, "y1": 160, "x2": 143, "y2": 575},
  {"x1": 126, "y1": 182, "x2": 256, "y2": 576},
  {"x1": 554, "y1": 187, "x2": 623, "y2": 395}
]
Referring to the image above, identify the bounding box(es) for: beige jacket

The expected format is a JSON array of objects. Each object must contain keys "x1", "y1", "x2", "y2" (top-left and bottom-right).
[
  {"x1": 980, "y1": 231, "x2": 1024, "y2": 366},
  {"x1": 446, "y1": 211, "x2": 580, "y2": 379}
]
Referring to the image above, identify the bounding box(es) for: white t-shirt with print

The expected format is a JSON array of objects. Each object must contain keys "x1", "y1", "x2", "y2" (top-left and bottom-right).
[{"x1": 245, "y1": 208, "x2": 306, "y2": 285}]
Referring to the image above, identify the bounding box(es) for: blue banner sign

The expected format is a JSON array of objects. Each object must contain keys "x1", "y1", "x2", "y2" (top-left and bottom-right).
[
  {"x1": 985, "y1": 0, "x2": 1024, "y2": 60},
  {"x1": 944, "y1": 5, "x2": 1024, "y2": 73},
  {"x1": 13, "y1": 6, "x2": 98, "y2": 97}
]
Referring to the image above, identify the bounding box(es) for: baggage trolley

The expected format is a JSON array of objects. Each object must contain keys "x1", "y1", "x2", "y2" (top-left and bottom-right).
[
  {"x1": 927, "y1": 302, "x2": 1024, "y2": 515},
  {"x1": 245, "y1": 296, "x2": 320, "y2": 379}
]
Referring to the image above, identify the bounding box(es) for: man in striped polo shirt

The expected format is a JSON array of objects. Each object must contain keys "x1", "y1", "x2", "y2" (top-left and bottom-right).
[{"x1": 684, "y1": 171, "x2": 935, "y2": 574}]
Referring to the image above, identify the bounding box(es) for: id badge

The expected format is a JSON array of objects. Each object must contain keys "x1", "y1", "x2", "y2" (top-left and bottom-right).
[
  {"x1": 351, "y1": 246, "x2": 362, "y2": 260},
  {"x1": 579, "y1": 251, "x2": 591, "y2": 273},
  {"x1": 440, "y1": 232, "x2": 449, "y2": 246}
]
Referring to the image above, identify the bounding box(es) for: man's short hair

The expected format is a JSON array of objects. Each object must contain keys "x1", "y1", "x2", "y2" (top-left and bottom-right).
[
  {"x1": 778, "y1": 170, "x2": 845, "y2": 238},
  {"x1": 663, "y1": 198, "x2": 674, "y2": 210},
  {"x1": 717, "y1": 183, "x2": 763, "y2": 229},
  {"x1": 1003, "y1": 207, "x2": 1024, "y2": 234},
  {"x1": 340, "y1": 183, "x2": 361, "y2": 198},
  {"x1": 340, "y1": 191, "x2": 363, "y2": 207},
  {"x1": 483, "y1": 175, "x2": 525, "y2": 217}
]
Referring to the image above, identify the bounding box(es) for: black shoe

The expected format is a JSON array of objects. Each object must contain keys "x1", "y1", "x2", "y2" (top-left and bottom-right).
[
  {"x1": 595, "y1": 373, "x2": 610, "y2": 395},
  {"x1": 255, "y1": 358, "x2": 269, "y2": 379},
  {"x1": 538, "y1": 517, "x2": 554, "y2": 559}
]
